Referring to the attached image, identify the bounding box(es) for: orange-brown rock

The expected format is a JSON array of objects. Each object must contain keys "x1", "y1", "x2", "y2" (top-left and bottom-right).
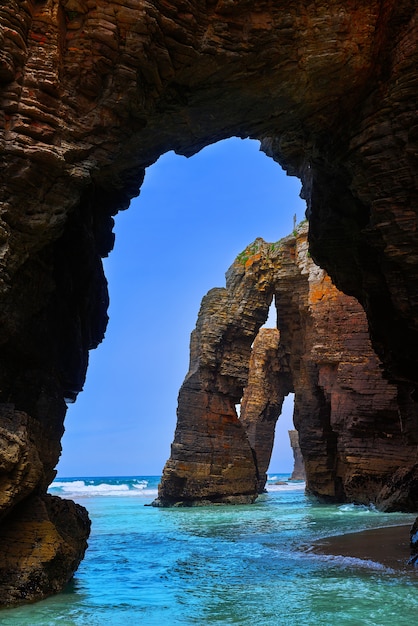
[
  {"x1": 0, "y1": 0, "x2": 418, "y2": 602},
  {"x1": 158, "y1": 224, "x2": 418, "y2": 510},
  {"x1": 284, "y1": 229, "x2": 416, "y2": 506}
]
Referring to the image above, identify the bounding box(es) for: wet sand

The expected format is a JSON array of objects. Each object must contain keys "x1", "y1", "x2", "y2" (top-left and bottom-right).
[{"x1": 312, "y1": 524, "x2": 416, "y2": 571}]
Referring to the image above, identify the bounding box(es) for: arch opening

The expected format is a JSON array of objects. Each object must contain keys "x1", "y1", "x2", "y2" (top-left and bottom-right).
[
  {"x1": 262, "y1": 297, "x2": 278, "y2": 329},
  {"x1": 56, "y1": 137, "x2": 305, "y2": 478},
  {"x1": 1, "y1": 1, "x2": 418, "y2": 607},
  {"x1": 267, "y1": 393, "x2": 297, "y2": 477}
]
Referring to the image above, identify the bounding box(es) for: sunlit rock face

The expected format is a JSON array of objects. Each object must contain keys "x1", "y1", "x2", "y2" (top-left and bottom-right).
[
  {"x1": 0, "y1": 0, "x2": 417, "y2": 604},
  {"x1": 158, "y1": 224, "x2": 418, "y2": 510},
  {"x1": 156, "y1": 251, "x2": 274, "y2": 505},
  {"x1": 159, "y1": 224, "x2": 418, "y2": 511},
  {"x1": 283, "y1": 229, "x2": 417, "y2": 507}
]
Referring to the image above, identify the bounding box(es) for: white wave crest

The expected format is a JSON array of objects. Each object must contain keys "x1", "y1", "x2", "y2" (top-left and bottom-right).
[
  {"x1": 318, "y1": 553, "x2": 395, "y2": 573},
  {"x1": 48, "y1": 479, "x2": 156, "y2": 498},
  {"x1": 300, "y1": 547, "x2": 395, "y2": 574},
  {"x1": 53, "y1": 480, "x2": 87, "y2": 489},
  {"x1": 133, "y1": 481, "x2": 148, "y2": 490},
  {"x1": 337, "y1": 503, "x2": 378, "y2": 514}
]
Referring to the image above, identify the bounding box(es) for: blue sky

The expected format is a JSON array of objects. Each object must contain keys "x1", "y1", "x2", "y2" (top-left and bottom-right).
[{"x1": 57, "y1": 137, "x2": 306, "y2": 477}]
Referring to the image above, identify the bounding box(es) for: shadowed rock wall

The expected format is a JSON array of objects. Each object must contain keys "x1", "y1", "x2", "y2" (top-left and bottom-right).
[{"x1": 1, "y1": 0, "x2": 418, "y2": 603}]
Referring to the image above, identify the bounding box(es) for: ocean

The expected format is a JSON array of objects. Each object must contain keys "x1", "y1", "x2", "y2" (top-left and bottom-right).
[{"x1": 1, "y1": 475, "x2": 417, "y2": 625}]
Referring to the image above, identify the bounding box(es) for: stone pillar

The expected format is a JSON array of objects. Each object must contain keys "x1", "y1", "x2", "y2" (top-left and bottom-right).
[{"x1": 288, "y1": 430, "x2": 306, "y2": 481}]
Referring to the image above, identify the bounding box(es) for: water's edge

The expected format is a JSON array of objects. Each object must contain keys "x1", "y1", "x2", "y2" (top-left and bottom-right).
[{"x1": 1, "y1": 475, "x2": 416, "y2": 626}]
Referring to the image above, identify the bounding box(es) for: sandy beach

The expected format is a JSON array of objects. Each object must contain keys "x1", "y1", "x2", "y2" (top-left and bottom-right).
[{"x1": 312, "y1": 524, "x2": 416, "y2": 572}]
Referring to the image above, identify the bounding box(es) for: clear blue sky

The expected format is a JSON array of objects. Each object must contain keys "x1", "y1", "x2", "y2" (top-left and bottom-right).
[{"x1": 56, "y1": 137, "x2": 306, "y2": 477}]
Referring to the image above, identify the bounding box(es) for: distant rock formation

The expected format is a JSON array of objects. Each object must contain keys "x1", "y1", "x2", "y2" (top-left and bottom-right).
[
  {"x1": 239, "y1": 328, "x2": 292, "y2": 494},
  {"x1": 157, "y1": 224, "x2": 418, "y2": 509},
  {"x1": 288, "y1": 430, "x2": 306, "y2": 482}
]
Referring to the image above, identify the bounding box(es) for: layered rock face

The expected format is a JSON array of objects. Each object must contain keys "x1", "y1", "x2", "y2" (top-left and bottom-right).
[
  {"x1": 158, "y1": 224, "x2": 418, "y2": 510},
  {"x1": 281, "y1": 230, "x2": 417, "y2": 507},
  {"x1": 157, "y1": 254, "x2": 274, "y2": 505},
  {"x1": 288, "y1": 430, "x2": 306, "y2": 482},
  {"x1": 0, "y1": 495, "x2": 90, "y2": 606},
  {"x1": 0, "y1": 0, "x2": 418, "y2": 601},
  {"x1": 239, "y1": 328, "x2": 293, "y2": 493}
]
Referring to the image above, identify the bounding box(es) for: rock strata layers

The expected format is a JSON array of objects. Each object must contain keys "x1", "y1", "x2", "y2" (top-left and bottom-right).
[
  {"x1": 157, "y1": 258, "x2": 274, "y2": 505},
  {"x1": 158, "y1": 224, "x2": 418, "y2": 512},
  {"x1": 288, "y1": 430, "x2": 306, "y2": 482},
  {"x1": 239, "y1": 328, "x2": 292, "y2": 493},
  {"x1": 0, "y1": 494, "x2": 90, "y2": 606},
  {"x1": 1, "y1": 0, "x2": 418, "y2": 602}
]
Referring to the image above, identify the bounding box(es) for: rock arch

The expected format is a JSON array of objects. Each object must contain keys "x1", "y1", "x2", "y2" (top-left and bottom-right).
[
  {"x1": 156, "y1": 224, "x2": 418, "y2": 508},
  {"x1": 1, "y1": 0, "x2": 418, "y2": 604}
]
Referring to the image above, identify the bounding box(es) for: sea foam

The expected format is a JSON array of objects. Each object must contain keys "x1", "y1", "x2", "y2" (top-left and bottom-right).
[{"x1": 48, "y1": 477, "x2": 158, "y2": 498}]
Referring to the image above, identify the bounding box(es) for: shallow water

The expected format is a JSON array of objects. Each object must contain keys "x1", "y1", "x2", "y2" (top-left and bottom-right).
[{"x1": 1, "y1": 476, "x2": 417, "y2": 625}]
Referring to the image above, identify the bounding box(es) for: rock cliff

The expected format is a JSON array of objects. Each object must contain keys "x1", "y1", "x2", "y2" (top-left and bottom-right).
[
  {"x1": 157, "y1": 252, "x2": 274, "y2": 505},
  {"x1": 0, "y1": 494, "x2": 90, "y2": 606},
  {"x1": 158, "y1": 224, "x2": 418, "y2": 510},
  {"x1": 0, "y1": 0, "x2": 418, "y2": 602}
]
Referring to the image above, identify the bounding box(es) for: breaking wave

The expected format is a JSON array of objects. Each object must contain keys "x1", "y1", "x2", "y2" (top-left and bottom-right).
[{"x1": 48, "y1": 476, "x2": 159, "y2": 499}]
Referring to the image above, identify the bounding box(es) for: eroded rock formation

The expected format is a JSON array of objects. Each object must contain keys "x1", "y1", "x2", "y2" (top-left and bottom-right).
[
  {"x1": 288, "y1": 430, "x2": 305, "y2": 482},
  {"x1": 0, "y1": 495, "x2": 90, "y2": 606},
  {"x1": 158, "y1": 224, "x2": 418, "y2": 510},
  {"x1": 157, "y1": 252, "x2": 274, "y2": 505},
  {"x1": 239, "y1": 328, "x2": 292, "y2": 493},
  {"x1": 0, "y1": 0, "x2": 417, "y2": 602}
]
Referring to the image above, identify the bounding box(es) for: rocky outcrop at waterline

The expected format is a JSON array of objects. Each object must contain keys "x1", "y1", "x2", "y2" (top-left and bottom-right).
[
  {"x1": 157, "y1": 224, "x2": 418, "y2": 510},
  {"x1": 0, "y1": 404, "x2": 90, "y2": 606},
  {"x1": 239, "y1": 328, "x2": 292, "y2": 494},
  {"x1": 0, "y1": 494, "x2": 90, "y2": 606},
  {"x1": 410, "y1": 518, "x2": 418, "y2": 566},
  {"x1": 1, "y1": 0, "x2": 418, "y2": 604}
]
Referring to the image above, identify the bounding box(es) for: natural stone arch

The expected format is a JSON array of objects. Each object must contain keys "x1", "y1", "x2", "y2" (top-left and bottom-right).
[
  {"x1": 1, "y1": 0, "x2": 418, "y2": 604},
  {"x1": 156, "y1": 224, "x2": 418, "y2": 508}
]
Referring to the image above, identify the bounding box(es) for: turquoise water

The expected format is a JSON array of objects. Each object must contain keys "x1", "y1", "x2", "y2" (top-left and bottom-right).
[{"x1": 1, "y1": 475, "x2": 417, "y2": 625}]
